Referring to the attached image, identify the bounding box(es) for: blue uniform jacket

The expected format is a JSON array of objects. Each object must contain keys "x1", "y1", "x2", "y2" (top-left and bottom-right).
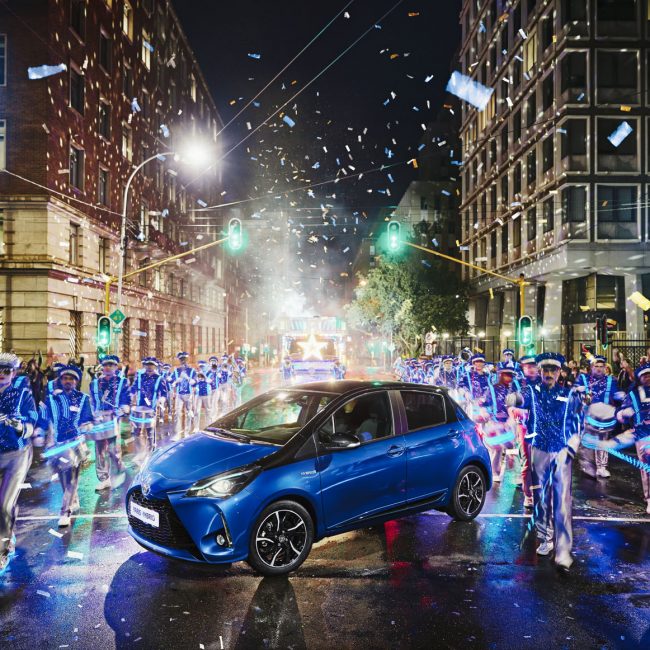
[
  {"x1": 45, "y1": 389, "x2": 93, "y2": 443},
  {"x1": 0, "y1": 385, "x2": 38, "y2": 453}
]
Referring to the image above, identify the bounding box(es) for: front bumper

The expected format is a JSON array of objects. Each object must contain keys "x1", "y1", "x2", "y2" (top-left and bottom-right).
[{"x1": 126, "y1": 484, "x2": 252, "y2": 564}]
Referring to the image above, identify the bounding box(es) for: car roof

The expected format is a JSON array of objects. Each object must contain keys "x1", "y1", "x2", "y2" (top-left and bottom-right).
[{"x1": 284, "y1": 380, "x2": 450, "y2": 396}]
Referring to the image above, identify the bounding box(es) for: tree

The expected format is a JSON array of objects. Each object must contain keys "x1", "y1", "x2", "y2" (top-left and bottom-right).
[{"x1": 345, "y1": 255, "x2": 469, "y2": 357}]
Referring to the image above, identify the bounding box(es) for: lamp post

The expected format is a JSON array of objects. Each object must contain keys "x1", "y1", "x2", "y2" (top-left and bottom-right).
[{"x1": 113, "y1": 144, "x2": 211, "y2": 354}]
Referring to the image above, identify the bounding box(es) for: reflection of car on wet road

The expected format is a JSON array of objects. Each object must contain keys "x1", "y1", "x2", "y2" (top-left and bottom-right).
[{"x1": 126, "y1": 380, "x2": 492, "y2": 575}]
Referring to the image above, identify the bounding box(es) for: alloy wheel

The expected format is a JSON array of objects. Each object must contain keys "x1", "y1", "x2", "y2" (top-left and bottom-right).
[
  {"x1": 255, "y1": 509, "x2": 307, "y2": 568},
  {"x1": 457, "y1": 470, "x2": 484, "y2": 517}
]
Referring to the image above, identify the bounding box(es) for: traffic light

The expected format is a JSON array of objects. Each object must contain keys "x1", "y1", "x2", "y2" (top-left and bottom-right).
[
  {"x1": 228, "y1": 217, "x2": 243, "y2": 251},
  {"x1": 387, "y1": 220, "x2": 401, "y2": 251},
  {"x1": 595, "y1": 316, "x2": 605, "y2": 347},
  {"x1": 518, "y1": 315, "x2": 534, "y2": 350},
  {"x1": 97, "y1": 316, "x2": 111, "y2": 357},
  {"x1": 599, "y1": 316, "x2": 616, "y2": 349}
]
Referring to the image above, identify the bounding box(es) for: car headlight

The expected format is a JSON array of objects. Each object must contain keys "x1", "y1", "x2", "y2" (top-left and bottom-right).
[{"x1": 185, "y1": 464, "x2": 261, "y2": 498}]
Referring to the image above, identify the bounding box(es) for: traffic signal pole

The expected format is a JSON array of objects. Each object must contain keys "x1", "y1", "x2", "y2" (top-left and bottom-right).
[{"x1": 103, "y1": 236, "x2": 229, "y2": 315}]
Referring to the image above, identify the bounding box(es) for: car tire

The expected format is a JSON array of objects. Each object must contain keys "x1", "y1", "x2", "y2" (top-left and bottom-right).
[
  {"x1": 247, "y1": 500, "x2": 314, "y2": 576},
  {"x1": 446, "y1": 465, "x2": 486, "y2": 521}
]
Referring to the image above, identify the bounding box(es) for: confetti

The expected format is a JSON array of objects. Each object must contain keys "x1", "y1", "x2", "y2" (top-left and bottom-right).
[
  {"x1": 283, "y1": 115, "x2": 296, "y2": 128},
  {"x1": 20, "y1": 482, "x2": 32, "y2": 489},
  {"x1": 67, "y1": 551, "x2": 84, "y2": 560},
  {"x1": 28, "y1": 63, "x2": 67, "y2": 79},
  {"x1": 607, "y1": 121, "x2": 633, "y2": 147},
  {"x1": 629, "y1": 291, "x2": 650, "y2": 311},
  {"x1": 247, "y1": 53, "x2": 261, "y2": 59},
  {"x1": 446, "y1": 71, "x2": 494, "y2": 110},
  {"x1": 37, "y1": 590, "x2": 51, "y2": 598},
  {"x1": 48, "y1": 528, "x2": 64, "y2": 538}
]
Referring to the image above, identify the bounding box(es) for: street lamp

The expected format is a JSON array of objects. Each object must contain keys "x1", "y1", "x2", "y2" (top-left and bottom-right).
[{"x1": 114, "y1": 142, "x2": 212, "y2": 352}]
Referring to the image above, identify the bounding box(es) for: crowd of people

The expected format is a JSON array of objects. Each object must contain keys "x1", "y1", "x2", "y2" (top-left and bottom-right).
[
  {"x1": 395, "y1": 347, "x2": 650, "y2": 573},
  {"x1": 0, "y1": 350, "x2": 247, "y2": 572}
]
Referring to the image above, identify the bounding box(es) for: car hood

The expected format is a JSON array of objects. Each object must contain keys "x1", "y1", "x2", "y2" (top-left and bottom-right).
[{"x1": 144, "y1": 432, "x2": 277, "y2": 491}]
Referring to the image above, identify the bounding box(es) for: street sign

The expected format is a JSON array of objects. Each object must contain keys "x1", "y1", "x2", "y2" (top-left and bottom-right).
[
  {"x1": 110, "y1": 309, "x2": 126, "y2": 325},
  {"x1": 425, "y1": 343, "x2": 433, "y2": 356},
  {"x1": 424, "y1": 331, "x2": 434, "y2": 344},
  {"x1": 113, "y1": 327, "x2": 123, "y2": 334}
]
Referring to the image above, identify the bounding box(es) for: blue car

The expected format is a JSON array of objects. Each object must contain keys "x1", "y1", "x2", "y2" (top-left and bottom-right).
[{"x1": 126, "y1": 381, "x2": 492, "y2": 576}]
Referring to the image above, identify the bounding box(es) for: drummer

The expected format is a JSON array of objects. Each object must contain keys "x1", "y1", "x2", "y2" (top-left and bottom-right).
[
  {"x1": 88, "y1": 355, "x2": 130, "y2": 491},
  {"x1": 41, "y1": 365, "x2": 93, "y2": 527},
  {"x1": 130, "y1": 357, "x2": 167, "y2": 463},
  {"x1": 479, "y1": 367, "x2": 518, "y2": 483}
]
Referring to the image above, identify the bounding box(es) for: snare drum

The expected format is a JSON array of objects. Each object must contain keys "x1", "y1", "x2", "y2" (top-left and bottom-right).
[
  {"x1": 481, "y1": 419, "x2": 516, "y2": 448},
  {"x1": 87, "y1": 410, "x2": 118, "y2": 441},
  {"x1": 130, "y1": 406, "x2": 156, "y2": 429}
]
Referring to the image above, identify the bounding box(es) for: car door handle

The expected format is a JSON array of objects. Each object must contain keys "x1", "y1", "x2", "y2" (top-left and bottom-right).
[
  {"x1": 449, "y1": 429, "x2": 463, "y2": 438},
  {"x1": 387, "y1": 445, "x2": 405, "y2": 457}
]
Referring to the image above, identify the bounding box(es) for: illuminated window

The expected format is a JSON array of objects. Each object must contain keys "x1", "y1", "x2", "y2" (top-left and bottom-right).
[
  {"x1": 141, "y1": 29, "x2": 151, "y2": 69},
  {"x1": 122, "y1": 1, "x2": 133, "y2": 40},
  {"x1": 523, "y1": 30, "x2": 537, "y2": 73},
  {"x1": 69, "y1": 145, "x2": 84, "y2": 190},
  {"x1": 121, "y1": 124, "x2": 132, "y2": 161}
]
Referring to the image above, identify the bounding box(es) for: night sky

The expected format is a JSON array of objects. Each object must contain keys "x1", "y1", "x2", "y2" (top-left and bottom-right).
[
  {"x1": 171, "y1": 0, "x2": 461, "y2": 311},
  {"x1": 173, "y1": 0, "x2": 460, "y2": 208}
]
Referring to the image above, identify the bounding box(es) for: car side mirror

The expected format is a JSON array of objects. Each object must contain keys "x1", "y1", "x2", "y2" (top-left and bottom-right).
[{"x1": 325, "y1": 432, "x2": 361, "y2": 450}]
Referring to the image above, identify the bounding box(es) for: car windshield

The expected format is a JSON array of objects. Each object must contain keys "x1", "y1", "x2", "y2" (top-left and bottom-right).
[{"x1": 207, "y1": 390, "x2": 335, "y2": 445}]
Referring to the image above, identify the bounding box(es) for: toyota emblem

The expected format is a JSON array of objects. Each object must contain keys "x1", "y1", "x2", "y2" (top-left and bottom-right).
[{"x1": 141, "y1": 471, "x2": 152, "y2": 497}]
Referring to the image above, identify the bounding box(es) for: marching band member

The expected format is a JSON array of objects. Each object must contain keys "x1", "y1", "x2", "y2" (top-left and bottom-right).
[
  {"x1": 88, "y1": 355, "x2": 130, "y2": 491},
  {"x1": 193, "y1": 371, "x2": 213, "y2": 431},
  {"x1": 0, "y1": 353, "x2": 37, "y2": 572},
  {"x1": 42, "y1": 365, "x2": 93, "y2": 527},
  {"x1": 585, "y1": 362, "x2": 650, "y2": 514},
  {"x1": 434, "y1": 355, "x2": 457, "y2": 389},
  {"x1": 130, "y1": 357, "x2": 167, "y2": 463},
  {"x1": 207, "y1": 356, "x2": 220, "y2": 418},
  {"x1": 576, "y1": 355, "x2": 620, "y2": 478},
  {"x1": 281, "y1": 357, "x2": 295, "y2": 386},
  {"x1": 510, "y1": 352, "x2": 584, "y2": 572},
  {"x1": 498, "y1": 348, "x2": 521, "y2": 375},
  {"x1": 479, "y1": 367, "x2": 517, "y2": 482},
  {"x1": 458, "y1": 353, "x2": 490, "y2": 419},
  {"x1": 171, "y1": 352, "x2": 197, "y2": 440}
]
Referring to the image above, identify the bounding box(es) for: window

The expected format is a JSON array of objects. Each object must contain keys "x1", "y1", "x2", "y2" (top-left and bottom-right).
[
  {"x1": 98, "y1": 237, "x2": 109, "y2": 273},
  {"x1": 513, "y1": 110, "x2": 521, "y2": 143},
  {"x1": 70, "y1": 0, "x2": 85, "y2": 40},
  {"x1": 0, "y1": 34, "x2": 6, "y2": 86},
  {"x1": 560, "y1": 51, "x2": 586, "y2": 96},
  {"x1": 190, "y1": 75, "x2": 197, "y2": 102},
  {"x1": 0, "y1": 119, "x2": 5, "y2": 169},
  {"x1": 99, "y1": 30, "x2": 112, "y2": 72},
  {"x1": 562, "y1": 0, "x2": 587, "y2": 22},
  {"x1": 540, "y1": 14, "x2": 554, "y2": 51},
  {"x1": 141, "y1": 89, "x2": 149, "y2": 119},
  {"x1": 501, "y1": 224, "x2": 508, "y2": 258},
  {"x1": 524, "y1": 29, "x2": 537, "y2": 73},
  {"x1": 401, "y1": 392, "x2": 446, "y2": 430},
  {"x1": 527, "y1": 148, "x2": 536, "y2": 186},
  {"x1": 596, "y1": 275, "x2": 624, "y2": 310},
  {"x1": 99, "y1": 100, "x2": 110, "y2": 139},
  {"x1": 121, "y1": 124, "x2": 132, "y2": 161},
  {"x1": 70, "y1": 66, "x2": 84, "y2": 114},
  {"x1": 500, "y1": 126, "x2": 508, "y2": 158},
  {"x1": 596, "y1": 0, "x2": 638, "y2": 36},
  {"x1": 562, "y1": 186, "x2": 587, "y2": 223},
  {"x1": 513, "y1": 215, "x2": 522, "y2": 248},
  {"x1": 543, "y1": 198, "x2": 554, "y2": 233},
  {"x1": 69, "y1": 145, "x2": 84, "y2": 190},
  {"x1": 319, "y1": 392, "x2": 393, "y2": 444},
  {"x1": 542, "y1": 72, "x2": 554, "y2": 111},
  {"x1": 123, "y1": 64, "x2": 132, "y2": 97},
  {"x1": 500, "y1": 174, "x2": 508, "y2": 207},
  {"x1": 69, "y1": 311, "x2": 82, "y2": 358},
  {"x1": 69, "y1": 223, "x2": 80, "y2": 264},
  {"x1": 141, "y1": 29, "x2": 151, "y2": 69},
  {"x1": 513, "y1": 162, "x2": 522, "y2": 195},
  {"x1": 597, "y1": 50, "x2": 638, "y2": 103},
  {"x1": 490, "y1": 230, "x2": 497, "y2": 261},
  {"x1": 527, "y1": 207, "x2": 537, "y2": 243},
  {"x1": 526, "y1": 92, "x2": 536, "y2": 128},
  {"x1": 98, "y1": 167, "x2": 109, "y2": 205},
  {"x1": 561, "y1": 118, "x2": 587, "y2": 159},
  {"x1": 542, "y1": 136, "x2": 554, "y2": 172},
  {"x1": 597, "y1": 185, "x2": 638, "y2": 239},
  {"x1": 122, "y1": 1, "x2": 134, "y2": 40}
]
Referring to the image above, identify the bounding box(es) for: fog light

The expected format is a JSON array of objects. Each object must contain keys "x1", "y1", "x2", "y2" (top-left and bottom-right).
[{"x1": 216, "y1": 534, "x2": 226, "y2": 546}]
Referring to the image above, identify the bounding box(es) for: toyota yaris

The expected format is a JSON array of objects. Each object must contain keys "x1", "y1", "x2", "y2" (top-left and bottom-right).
[{"x1": 126, "y1": 381, "x2": 491, "y2": 575}]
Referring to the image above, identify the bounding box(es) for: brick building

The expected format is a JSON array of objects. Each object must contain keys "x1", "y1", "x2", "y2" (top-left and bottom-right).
[
  {"x1": 458, "y1": 0, "x2": 650, "y2": 358},
  {"x1": 0, "y1": 0, "x2": 242, "y2": 364}
]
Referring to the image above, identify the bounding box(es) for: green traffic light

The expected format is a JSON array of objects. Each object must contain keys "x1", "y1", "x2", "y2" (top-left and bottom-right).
[
  {"x1": 228, "y1": 218, "x2": 243, "y2": 251},
  {"x1": 518, "y1": 315, "x2": 534, "y2": 348},
  {"x1": 387, "y1": 221, "x2": 401, "y2": 251},
  {"x1": 97, "y1": 317, "x2": 112, "y2": 353}
]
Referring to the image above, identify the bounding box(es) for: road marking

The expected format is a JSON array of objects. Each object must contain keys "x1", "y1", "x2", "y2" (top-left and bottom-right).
[{"x1": 16, "y1": 512, "x2": 650, "y2": 523}]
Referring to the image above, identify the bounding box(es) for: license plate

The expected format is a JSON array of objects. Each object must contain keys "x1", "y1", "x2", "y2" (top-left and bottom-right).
[{"x1": 130, "y1": 500, "x2": 159, "y2": 528}]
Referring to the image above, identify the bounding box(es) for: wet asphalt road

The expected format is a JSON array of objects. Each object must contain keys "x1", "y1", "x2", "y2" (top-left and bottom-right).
[{"x1": 1, "y1": 368, "x2": 649, "y2": 649}]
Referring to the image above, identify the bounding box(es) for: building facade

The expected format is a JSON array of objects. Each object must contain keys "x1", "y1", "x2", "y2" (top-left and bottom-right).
[
  {"x1": 458, "y1": 0, "x2": 650, "y2": 358},
  {"x1": 0, "y1": 0, "x2": 240, "y2": 365}
]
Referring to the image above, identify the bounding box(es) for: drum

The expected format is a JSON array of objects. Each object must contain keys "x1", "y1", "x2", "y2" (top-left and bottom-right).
[
  {"x1": 480, "y1": 419, "x2": 516, "y2": 448},
  {"x1": 579, "y1": 402, "x2": 617, "y2": 478},
  {"x1": 87, "y1": 410, "x2": 118, "y2": 441},
  {"x1": 130, "y1": 406, "x2": 156, "y2": 429}
]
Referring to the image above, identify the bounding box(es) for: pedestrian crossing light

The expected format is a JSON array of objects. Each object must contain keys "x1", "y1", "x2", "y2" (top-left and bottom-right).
[
  {"x1": 97, "y1": 316, "x2": 112, "y2": 357},
  {"x1": 518, "y1": 315, "x2": 534, "y2": 349},
  {"x1": 228, "y1": 217, "x2": 243, "y2": 251},
  {"x1": 387, "y1": 220, "x2": 401, "y2": 251}
]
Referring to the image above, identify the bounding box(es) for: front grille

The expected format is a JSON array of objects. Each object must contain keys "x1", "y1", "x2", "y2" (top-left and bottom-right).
[{"x1": 128, "y1": 488, "x2": 202, "y2": 559}]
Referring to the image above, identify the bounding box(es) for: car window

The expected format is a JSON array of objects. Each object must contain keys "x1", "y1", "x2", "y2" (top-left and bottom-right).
[
  {"x1": 319, "y1": 392, "x2": 393, "y2": 444},
  {"x1": 401, "y1": 391, "x2": 447, "y2": 431}
]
